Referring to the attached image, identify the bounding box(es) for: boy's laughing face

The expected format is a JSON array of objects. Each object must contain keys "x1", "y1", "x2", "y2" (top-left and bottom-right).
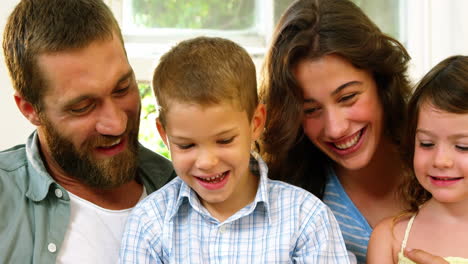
[{"x1": 157, "y1": 101, "x2": 265, "y2": 220}]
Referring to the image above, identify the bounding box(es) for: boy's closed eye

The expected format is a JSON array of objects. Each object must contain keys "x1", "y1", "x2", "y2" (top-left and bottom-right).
[
  {"x1": 175, "y1": 143, "x2": 195, "y2": 150},
  {"x1": 217, "y1": 136, "x2": 236, "y2": 145}
]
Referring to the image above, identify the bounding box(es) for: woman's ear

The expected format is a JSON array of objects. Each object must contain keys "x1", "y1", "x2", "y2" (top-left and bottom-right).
[{"x1": 14, "y1": 92, "x2": 41, "y2": 126}]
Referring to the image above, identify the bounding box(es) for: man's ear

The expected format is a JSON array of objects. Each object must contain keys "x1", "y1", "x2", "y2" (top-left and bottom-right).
[
  {"x1": 14, "y1": 92, "x2": 41, "y2": 126},
  {"x1": 156, "y1": 118, "x2": 169, "y2": 147},
  {"x1": 251, "y1": 103, "x2": 266, "y2": 141}
]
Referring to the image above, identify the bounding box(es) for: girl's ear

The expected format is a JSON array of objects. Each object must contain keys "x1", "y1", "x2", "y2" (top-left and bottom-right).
[
  {"x1": 156, "y1": 118, "x2": 169, "y2": 147},
  {"x1": 251, "y1": 103, "x2": 266, "y2": 141},
  {"x1": 14, "y1": 92, "x2": 42, "y2": 126}
]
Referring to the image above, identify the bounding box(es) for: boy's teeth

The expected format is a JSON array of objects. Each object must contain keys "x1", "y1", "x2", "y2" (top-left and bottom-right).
[
  {"x1": 201, "y1": 172, "x2": 226, "y2": 183},
  {"x1": 334, "y1": 131, "x2": 361, "y2": 150}
]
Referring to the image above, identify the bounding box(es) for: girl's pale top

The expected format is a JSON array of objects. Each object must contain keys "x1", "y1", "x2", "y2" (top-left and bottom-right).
[{"x1": 398, "y1": 213, "x2": 468, "y2": 264}]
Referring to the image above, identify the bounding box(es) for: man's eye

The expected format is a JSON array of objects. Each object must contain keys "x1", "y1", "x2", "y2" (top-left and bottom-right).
[
  {"x1": 114, "y1": 86, "x2": 130, "y2": 96},
  {"x1": 218, "y1": 137, "x2": 235, "y2": 145},
  {"x1": 70, "y1": 103, "x2": 94, "y2": 114}
]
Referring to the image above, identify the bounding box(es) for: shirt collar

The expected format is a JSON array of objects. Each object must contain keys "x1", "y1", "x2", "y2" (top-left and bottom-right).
[
  {"x1": 169, "y1": 152, "x2": 271, "y2": 224},
  {"x1": 25, "y1": 131, "x2": 57, "y2": 202}
]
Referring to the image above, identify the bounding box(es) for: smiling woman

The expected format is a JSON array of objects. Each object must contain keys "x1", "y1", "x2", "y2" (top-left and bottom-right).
[{"x1": 258, "y1": 0, "x2": 411, "y2": 262}]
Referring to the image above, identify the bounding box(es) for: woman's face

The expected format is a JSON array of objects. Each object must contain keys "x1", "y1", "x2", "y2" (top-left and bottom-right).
[{"x1": 294, "y1": 54, "x2": 384, "y2": 170}]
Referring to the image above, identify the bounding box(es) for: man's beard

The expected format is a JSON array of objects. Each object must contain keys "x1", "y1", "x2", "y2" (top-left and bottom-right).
[{"x1": 41, "y1": 116, "x2": 140, "y2": 189}]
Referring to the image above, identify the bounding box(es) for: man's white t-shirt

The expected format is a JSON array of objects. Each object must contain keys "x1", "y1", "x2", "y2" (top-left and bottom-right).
[{"x1": 56, "y1": 187, "x2": 147, "y2": 264}]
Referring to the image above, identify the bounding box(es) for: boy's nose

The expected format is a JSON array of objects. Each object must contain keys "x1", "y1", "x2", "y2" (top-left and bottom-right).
[{"x1": 195, "y1": 149, "x2": 218, "y2": 170}]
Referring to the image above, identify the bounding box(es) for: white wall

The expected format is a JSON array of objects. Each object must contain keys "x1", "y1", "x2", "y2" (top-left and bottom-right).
[
  {"x1": 405, "y1": 0, "x2": 468, "y2": 82},
  {"x1": 1, "y1": 0, "x2": 468, "y2": 150},
  {"x1": 1, "y1": 0, "x2": 34, "y2": 150}
]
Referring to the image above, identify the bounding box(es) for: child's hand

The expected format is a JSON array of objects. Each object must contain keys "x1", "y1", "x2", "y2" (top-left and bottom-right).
[{"x1": 404, "y1": 248, "x2": 449, "y2": 264}]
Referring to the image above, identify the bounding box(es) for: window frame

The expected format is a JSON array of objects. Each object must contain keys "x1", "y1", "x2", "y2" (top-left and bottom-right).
[{"x1": 106, "y1": 0, "x2": 274, "y2": 81}]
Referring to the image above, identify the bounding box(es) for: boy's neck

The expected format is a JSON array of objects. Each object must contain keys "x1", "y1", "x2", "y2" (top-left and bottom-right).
[{"x1": 202, "y1": 171, "x2": 259, "y2": 222}]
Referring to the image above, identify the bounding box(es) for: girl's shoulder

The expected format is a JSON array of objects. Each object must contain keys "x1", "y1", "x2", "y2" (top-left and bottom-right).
[{"x1": 367, "y1": 214, "x2": 413, "y2": 264}]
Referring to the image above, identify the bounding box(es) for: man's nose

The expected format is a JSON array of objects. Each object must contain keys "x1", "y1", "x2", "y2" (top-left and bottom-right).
[{"x1": 95, "y1": 100, "x2": 127, "y2": 136}]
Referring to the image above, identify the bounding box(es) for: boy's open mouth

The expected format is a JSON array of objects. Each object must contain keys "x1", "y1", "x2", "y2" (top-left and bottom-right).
[{"x1": 196, "y1": 171, "x2": 229, "y2": 184}]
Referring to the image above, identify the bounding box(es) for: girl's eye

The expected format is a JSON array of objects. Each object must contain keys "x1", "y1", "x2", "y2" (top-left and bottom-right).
[
  {"x1": 339, "y1": 93, "x2": 357, "y2": 103},
  {"x1": 176, "y1": 143, "x2": 194, "y2": 150},
  {"x1": 456, "y1": 145, "x2": 468, "y2": 151},
  {"x1": 218, "y1": 137, "x2": 235, "y2": 145},
  {"x1": 419, "y1": 142, "x2": 434, "y2": 148}
]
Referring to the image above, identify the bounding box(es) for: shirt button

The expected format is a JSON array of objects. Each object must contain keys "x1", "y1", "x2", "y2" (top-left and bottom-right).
[
  {"x1": 48, "y1": 243, "x2": 57, "y2": 253},
  {"x1": 54, "y1": 188, "x2": 63, "y2": 198},
  {"x1": 219, "y1": 226, "x2": 226, "y2": 233}
]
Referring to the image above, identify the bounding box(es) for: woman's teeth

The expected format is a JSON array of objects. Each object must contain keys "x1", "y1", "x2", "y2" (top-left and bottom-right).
[{"x1": 334, "y1": 130, "x2": 362, "y2": 150}]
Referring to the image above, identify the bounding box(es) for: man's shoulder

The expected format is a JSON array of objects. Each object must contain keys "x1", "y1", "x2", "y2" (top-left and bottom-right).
[
  {"x1": 0, "y1": 144, "x2": 28, "y2": 173},
  {"x1": 138, "y1": 144, "x2": 172, "y2": 170},
  {"x1": 0, "y1": 145, "x2": 29, "y2": 212},
  {"x1": 137, "y1": 144, "x2": 175, "y2": 192}
]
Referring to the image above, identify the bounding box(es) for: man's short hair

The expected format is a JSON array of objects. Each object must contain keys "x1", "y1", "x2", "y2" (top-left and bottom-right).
[
  {"x1": 3, "y1": 0, "x2": 124, "y2": 112},
  {"x1": 152, "y1": 36, "x2": 258, "y2": 127}
]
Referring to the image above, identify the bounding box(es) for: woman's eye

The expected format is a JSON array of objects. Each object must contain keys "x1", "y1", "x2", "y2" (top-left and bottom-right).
[
  {"x1": 218, "y1": 137, "x2": 235, "y2": 145},
  {"x1": 339, "y1": 93, "x2": 357, "y2": 103},
  {"x1": 304, "y1": 107, "x2": 320, "y2": 116}
]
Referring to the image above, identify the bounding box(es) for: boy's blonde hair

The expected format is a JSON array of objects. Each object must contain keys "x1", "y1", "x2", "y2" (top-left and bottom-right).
[{"x1": 153, "y1": 37, "x2": 258, "y2": 127}]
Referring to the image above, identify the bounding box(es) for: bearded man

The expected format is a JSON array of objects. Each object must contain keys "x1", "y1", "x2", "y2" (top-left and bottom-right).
[{"x1": 0, "y1": 0, "x2": 174, "y2": 263}]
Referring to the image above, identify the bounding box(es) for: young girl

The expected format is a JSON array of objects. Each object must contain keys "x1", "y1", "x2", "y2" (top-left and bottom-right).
[{"x1": 367, "y1": 55, "x2": 468, "y2": 263}]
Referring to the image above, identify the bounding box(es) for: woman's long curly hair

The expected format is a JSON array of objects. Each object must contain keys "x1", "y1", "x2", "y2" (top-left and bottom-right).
[{"x1": 259, "y1": 0, "x2": 411, "y2": 198}]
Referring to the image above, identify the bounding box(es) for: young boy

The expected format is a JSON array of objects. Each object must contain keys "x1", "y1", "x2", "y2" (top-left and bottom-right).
[{"x1": 119, "y1": 37, "x2": 350, "y2": 263}]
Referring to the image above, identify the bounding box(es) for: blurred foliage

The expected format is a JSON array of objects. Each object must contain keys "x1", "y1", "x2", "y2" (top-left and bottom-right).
[
  {"x1": 138, "y1": 82, "x2": 170, "y2": 159},
  {"x1": 132, "y1": 0, "x2": 255, "y2": 30},
  {"x1": 351, "y1": 0, "x2": 400, "y2": 38},
  {"x1": 134, "y1": 0, "x2": 399, "y2": 159},
  {"x1": 131, "y1": 0, "x2": 398, "y2": 38}
]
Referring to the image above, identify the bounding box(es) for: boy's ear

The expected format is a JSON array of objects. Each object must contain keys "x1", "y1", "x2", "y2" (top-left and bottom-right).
[
  {"x1": 251, "y1": 103, "x2": 266, "y2": 141},
  {"x1": 14, "y1": 92, "x2": 41, "y2": 126},
  {"x1": 156, "y1": 118, "x2": 169, "y2": 147}
]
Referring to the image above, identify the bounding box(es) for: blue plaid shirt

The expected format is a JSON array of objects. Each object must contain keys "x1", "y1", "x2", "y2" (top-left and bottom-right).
[{"x1": 120, "y1": 154, "x2": 349, "y2": 263}]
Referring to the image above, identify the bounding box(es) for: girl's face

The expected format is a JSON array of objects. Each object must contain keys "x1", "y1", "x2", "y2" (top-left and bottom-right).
[
  {"x1": 295, "y1": 54, "x2": 384, "y2": 170},
  {"x1": 414, "y1": 102, "x2": 468, "y2": 204}
]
